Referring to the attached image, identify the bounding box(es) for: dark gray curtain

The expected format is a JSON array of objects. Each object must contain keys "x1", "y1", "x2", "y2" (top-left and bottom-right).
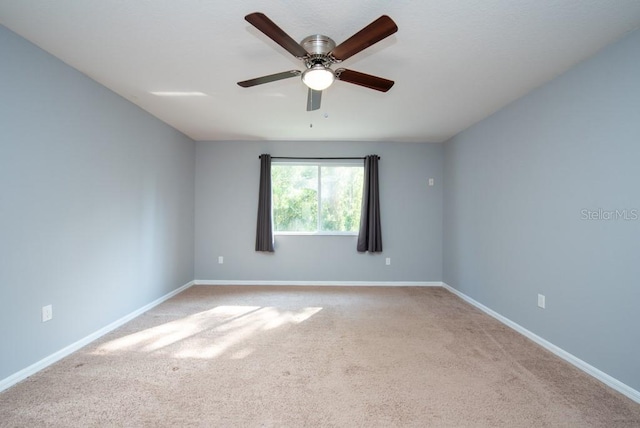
[
  {"x1": 255, "y1": 154, "x2": 274, "y2": 252},
  {"x1": 357, "y1": 155, "x2": 382, "y2": 252}
]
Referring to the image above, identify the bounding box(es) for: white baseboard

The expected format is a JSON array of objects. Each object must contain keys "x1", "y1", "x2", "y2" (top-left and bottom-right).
[
  {"x1": 0, "y1": 280, "x2": 194, "y2": 393},
  {"x1": 442, "y1": 282, "x2": 640, "y2": 404},
  {"x1": 194, "y1": 280, "x2": 443, "y2": 287}
]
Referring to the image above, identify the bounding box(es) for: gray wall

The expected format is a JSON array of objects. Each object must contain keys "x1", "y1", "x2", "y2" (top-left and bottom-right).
[
  {"x1": 195, "y1": 140, "x2": 442, "y2": 282},
  {"x1": 0, "y1": 25, "x2": 195, "y2": 381},
  {"x1": 443, "y1": 30, "x2": 640, "y2": 390}
]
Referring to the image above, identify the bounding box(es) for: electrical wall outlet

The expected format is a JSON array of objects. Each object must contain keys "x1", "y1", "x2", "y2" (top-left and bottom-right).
[
  {"x1": 385, "y1": 257, "x2": 391, "y2": 266},
  {"x1": 218, "y1": 256, "x2": 224, "y2": 264},
  {"x1": 428, "y1": 178, "x2": 434, "y2": 186},
  {"x1": 42, "y1": 304, "x2": 53, "y2": 322},
  {"x1": 537, "y1": 294, "x2": 546, "y2": 309}
]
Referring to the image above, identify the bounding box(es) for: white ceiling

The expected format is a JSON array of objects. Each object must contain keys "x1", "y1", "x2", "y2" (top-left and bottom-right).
[{"x1": 1, "y1": 1, "x2": 639, "y2": 142}]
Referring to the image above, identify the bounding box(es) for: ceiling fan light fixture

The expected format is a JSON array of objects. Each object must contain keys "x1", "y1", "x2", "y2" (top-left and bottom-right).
[{"x1": 302, "y1": 65, "x2": 335, "y2": 91}]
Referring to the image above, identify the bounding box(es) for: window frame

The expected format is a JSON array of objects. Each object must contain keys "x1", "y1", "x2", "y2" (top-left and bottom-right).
[{"x1": 271, "y1": 160, "x2": 364, "y2": 236}]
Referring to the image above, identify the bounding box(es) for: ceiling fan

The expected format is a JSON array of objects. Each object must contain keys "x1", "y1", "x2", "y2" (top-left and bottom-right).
[{"x1": 237, "y1": 12, "x2": 398, "y2": 111}]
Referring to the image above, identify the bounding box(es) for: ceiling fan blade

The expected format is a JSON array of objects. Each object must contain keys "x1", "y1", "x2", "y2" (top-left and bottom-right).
[
  {"x1": 306, "y1": 88, "x2": 322, "y2": 111},
  {"x1": 245, "y1": 12, "x2": 308, "y2": 59},
  {"x1": 336, "y1": 69, "x2": 394, "y2": 92},
  {"x1": 329, "y1": 15, "x2": 397, "y2": 61},
  {"x1": 237, "y1": 70, "x2": 301, "y2": 87}
]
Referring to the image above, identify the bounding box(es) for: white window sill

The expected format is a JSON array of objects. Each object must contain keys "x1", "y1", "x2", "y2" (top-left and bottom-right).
[{"x1": 274, "y1": 231, "x2": 358, "y2": 236}]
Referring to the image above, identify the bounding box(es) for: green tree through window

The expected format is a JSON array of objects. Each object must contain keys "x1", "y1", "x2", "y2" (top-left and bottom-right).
[{"x1": 272, "y1": 163, "x2": 363, "y2": 233}]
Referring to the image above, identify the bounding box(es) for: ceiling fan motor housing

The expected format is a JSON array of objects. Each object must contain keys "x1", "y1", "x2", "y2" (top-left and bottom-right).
[
  {"x1": 301, "y1": 35, "x2": 337, "y2": 68},
  {"x1": 301, "y1": 34, "x2": 336, "y2": 55}
]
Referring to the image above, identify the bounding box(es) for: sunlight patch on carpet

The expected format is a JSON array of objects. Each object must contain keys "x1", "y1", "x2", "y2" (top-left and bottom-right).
[{"x1": 93, "y1": 306, "x2": 322, "y2": 359}]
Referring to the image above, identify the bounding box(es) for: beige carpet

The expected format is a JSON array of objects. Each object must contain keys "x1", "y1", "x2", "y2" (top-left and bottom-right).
[{"x1": 1, "y1": 286, "x2": 639, "y2": 427}]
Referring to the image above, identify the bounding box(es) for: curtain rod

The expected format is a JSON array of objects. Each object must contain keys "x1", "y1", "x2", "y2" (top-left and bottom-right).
[{"x1": 258, "y1": 156, "x2": 380, "y2": 160}]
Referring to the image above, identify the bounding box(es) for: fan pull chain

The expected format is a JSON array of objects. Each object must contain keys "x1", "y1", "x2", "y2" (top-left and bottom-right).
[{"x1": 309, "y1": 110, "x2": 328, "y2": 128}]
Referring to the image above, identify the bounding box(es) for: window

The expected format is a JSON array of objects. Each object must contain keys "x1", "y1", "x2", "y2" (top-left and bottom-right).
[{"x1": 272, "y1": 162, "x2": 364, "y2": 234}]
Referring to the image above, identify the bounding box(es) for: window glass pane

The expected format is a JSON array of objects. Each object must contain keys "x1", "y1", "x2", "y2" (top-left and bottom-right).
[
  {"x1": 272, "y1": 165, "x2": 318, "y2": 232},
  {"x1": 320, "y1": 166, "x2": 364, "y2": 232}
]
